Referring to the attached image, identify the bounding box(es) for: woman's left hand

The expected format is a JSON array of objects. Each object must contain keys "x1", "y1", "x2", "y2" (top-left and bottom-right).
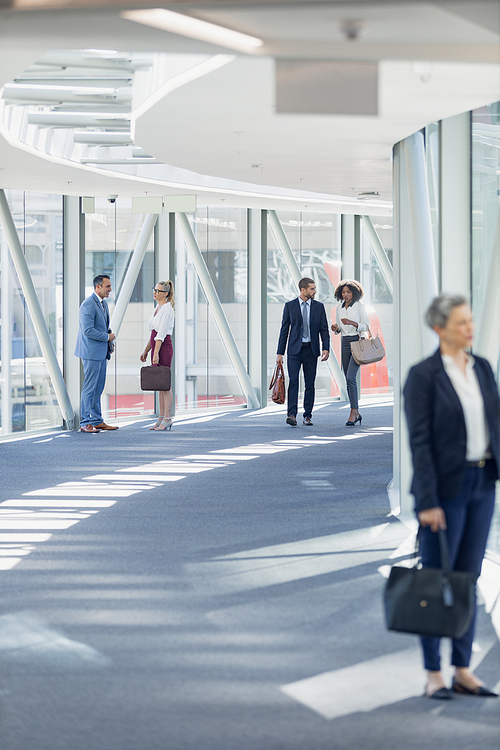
[
  {"x1": 152, "y1": 354, "x2": 159, "y2": 366},
  {"x1": 341, "y1": 318, "x2": 357, "y2": 328}
]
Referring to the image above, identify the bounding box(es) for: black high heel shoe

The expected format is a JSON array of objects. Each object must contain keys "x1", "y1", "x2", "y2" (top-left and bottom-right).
[{"x1": 346, "y1": 414, "x2": 362, "y2": 426}]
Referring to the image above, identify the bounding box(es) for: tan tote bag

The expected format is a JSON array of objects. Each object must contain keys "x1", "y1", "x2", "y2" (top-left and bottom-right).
[{"x1": 350, "y1": 330, "x2": 385, "y2": 365}]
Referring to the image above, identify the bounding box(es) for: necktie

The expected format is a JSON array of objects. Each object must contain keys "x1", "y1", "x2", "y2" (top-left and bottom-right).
[{"x1": 302, "y1": 302, "x2": 309, "y2": 339}]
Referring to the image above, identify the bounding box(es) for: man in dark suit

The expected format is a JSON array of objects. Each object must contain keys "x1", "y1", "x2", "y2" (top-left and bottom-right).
[
  {"x1": 277, "y1": 277, "x2": 330, "y2": 426},
  {"x1": 74, "y1": 274, "x2": 118, "y2": 433}
]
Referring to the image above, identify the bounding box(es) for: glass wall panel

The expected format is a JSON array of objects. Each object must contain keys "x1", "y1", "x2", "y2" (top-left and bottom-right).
[
  {"x1": 177, "y1": 208, "x2": 247, "y2": 411},
  {"x1": 0, "y1": 191, "x2": 63, "y2": 434},
  {"x1": 360, "y1": 217, "x2": 393, "y2": 394},
  {"x1": 267, "y1": 212, "x2": 341, "y2": 402},
  {"x1": 471, "y1": 101, "x2": 500, "y2": 558},
  {"x1": 84, "y1": 198, "x2": 154, "y2": 420}
]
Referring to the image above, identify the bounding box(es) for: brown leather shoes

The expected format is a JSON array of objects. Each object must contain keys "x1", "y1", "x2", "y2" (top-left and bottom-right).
[
  {"x1": 95, "y1": 422, "x2": 119, "y2": 430},
  {"x1": 80, "y1": 424, "x2": 101, "y2": 433},
  {"x1": 303, "y1": 417, "x2": 314, "y2": 426}
]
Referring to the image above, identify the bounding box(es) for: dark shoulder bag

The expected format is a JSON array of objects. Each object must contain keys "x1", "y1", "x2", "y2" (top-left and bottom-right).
[{"x1": 384, "y1": 529, "x2": 476, "y2": 639}]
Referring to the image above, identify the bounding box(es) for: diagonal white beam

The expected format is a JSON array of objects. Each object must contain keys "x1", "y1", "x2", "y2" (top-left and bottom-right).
[
  {"x1": 475, "y1": 209, "x2": 500, "y2": 366},
  {"x1": 267, "y1": 209, "x2": 347, "y2": 400},
  {"x1": 0, "y1": 189, "x2": 75, "y2": 429},
  {"x1": 176, "y1": 212, "x2": 260, "y2": 410},
  {"x1": 403, "y1": 132, "x2": 439, "y2": 355},
  {"x1": 360, "y1": 216, "x2": 393, "y2": 295},
  {"x1": 110, "y1": 213, "x2": 157, "y2": 336}
]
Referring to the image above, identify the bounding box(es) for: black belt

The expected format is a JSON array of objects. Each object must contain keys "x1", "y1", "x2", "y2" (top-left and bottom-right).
[
  {"x1": 466, "y1": 459, "x2": 487, "y2": 468},
  {"x1": 301, "y1": 342, "x2": 311, "y2": 347}
]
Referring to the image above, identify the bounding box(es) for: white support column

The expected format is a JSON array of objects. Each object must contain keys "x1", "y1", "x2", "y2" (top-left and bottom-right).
[
  {"x1": 361, "y1": 216, "x2": 393, "y2": 295},
  {"x1": 475, "y1": 210, "x2": 500, "y2": 366},
  {"x1": 268, "y1": 209, "x2": 347, "y2": 400},
  {"x1": 63, "y1": 196, "x2": 85, "y2": 427},
  {"x1": 0, "y1": 189, "x2": 75, "y2": 429},
  {"x1": 440, "y1": 114, "x2": 471, "y2": 296},
  {"x1": 1, "y1": 233, "x2": 12, "y2": 434},
  {"x1": 155, "y1": 213, "x2": 176, "y2": 414},
  {"x1": 403, "y1": 131, "x2": 439, "y2": 355},
  {"x1": 341, "y1": 214, "x2": 360, "y2": 281},
  {"x1": 176, "y1": 212, "x2": 260, "y2": 410},
  {"x1": 175, "y1": 229, "x2": 187, "y2": 412},
  {"x1": 110, "y1": 213, "x2": 157, "y2": 336},
  {"x1": 247, "y1": 209, "x2": 267, "y2": 407}
]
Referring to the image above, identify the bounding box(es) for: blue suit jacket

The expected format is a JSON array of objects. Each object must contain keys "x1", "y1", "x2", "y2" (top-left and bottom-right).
[
  {"x1": 74, "y1": 294, "x2": 112, "y2": 361},
  {"x1": 277, "y1": 298, "x2": 330, "y2": 358},
  {"x1": 404, "y1": 348, "x2": 500, "y2": 513}
]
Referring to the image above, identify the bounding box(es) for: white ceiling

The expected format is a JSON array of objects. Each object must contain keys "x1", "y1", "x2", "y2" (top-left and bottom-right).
[{"x1": 0, "y1": 0, "x2": 499, "y2": 212}]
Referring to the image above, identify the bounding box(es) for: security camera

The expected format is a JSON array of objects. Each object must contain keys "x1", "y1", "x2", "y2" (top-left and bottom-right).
[
  {"x1": 340, "y1": 19, "x2": 365, "y2": 41},
  {"x1": 107, "y1": 195, "x2": 118, "y2": 203}
]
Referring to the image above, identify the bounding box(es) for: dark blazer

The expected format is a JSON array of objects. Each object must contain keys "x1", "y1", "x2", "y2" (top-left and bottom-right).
[
  {"x1": 277, "y1": 298, "x2": 330, "y2": 358},
  {"x1": 404, "y1": 348, "x2": 500, "y2": 513}
]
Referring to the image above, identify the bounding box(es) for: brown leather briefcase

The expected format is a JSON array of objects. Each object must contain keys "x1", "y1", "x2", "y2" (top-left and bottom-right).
[{"x1": 140, "y1": 365, "x2": 171, "y2": 391}]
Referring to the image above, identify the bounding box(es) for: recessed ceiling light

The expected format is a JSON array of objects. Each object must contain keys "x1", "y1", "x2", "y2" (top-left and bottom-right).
[{"x1": 121, "y1": 9, "x2": 264, "y2": 54}]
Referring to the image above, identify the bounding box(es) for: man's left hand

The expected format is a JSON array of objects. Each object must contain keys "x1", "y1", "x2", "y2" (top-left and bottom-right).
[{"x1": 320, "y1": 350, "x2": 329, "y2": 361}]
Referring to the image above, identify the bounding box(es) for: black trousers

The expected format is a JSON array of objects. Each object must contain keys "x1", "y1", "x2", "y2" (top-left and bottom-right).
[
  {"x1": 341, "y1": 335, "x2": 360, "y2": 409},
  {"x1": 286, "y1": 343, "x2": 317, "y2": 418}
]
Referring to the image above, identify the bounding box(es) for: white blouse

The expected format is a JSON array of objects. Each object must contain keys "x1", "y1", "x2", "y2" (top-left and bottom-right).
[
  {"x1": 441, "y1": 353, "x2": 490, "y2": 461},
  {"x1": 334, "y1": 300, "x2": 370, "y2": 336},
  {"x1": 149, "y1": 302, "x2": 175, "y2": 342}
]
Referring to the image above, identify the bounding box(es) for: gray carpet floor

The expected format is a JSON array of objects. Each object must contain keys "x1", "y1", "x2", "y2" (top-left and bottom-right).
[{"x1": 0, "y1": 400, "x2": 498, "y2": 750}]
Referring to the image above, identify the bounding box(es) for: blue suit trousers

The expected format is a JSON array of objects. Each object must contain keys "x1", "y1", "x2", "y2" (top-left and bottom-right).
[
  {"x1": 419, "y1": 465, "x2": 496, "y2": 671},
  {"x1": 80, "y1": 358, "x2": 107, "y2": 426}
]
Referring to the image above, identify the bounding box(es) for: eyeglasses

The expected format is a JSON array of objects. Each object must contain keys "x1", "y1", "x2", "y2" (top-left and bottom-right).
[{"x1": 152, "y1": 287, "x2": 166, "y2": 293}]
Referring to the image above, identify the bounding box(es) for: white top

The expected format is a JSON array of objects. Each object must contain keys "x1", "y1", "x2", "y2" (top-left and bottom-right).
[
  {"x1": 441, "y1": 353, "x2": 490, "y2": 461},
  {"x1": 149, "y1": 302, "x2": 174, "y2": 342},
  {"x1": 299, "y1": 297, "x2": 311, "y2": 343},
  {"x1": 334, "y1": 300, "x2": 369, "y2": 336}
]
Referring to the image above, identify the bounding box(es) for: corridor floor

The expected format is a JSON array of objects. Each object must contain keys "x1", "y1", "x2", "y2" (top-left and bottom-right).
[{"x1": 0, "y1": 400, "x2": 498, "y2": 750}]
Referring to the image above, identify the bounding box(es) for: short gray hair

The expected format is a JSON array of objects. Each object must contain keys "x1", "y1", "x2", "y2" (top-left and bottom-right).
[{"x1": 425, "y1": 294, "x2": 467, "y2": 329}]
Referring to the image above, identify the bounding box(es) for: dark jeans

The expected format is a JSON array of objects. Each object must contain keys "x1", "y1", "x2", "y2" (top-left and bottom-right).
[
  {"x1": 419, "y1": 464, "x2": 496, "y2": 672},
  {"x1": 341, "y1": 335, "x2": 360, "y2": 409},
  {"x1": 286, "y1": 343, "x2": 318, "y2": 419}
]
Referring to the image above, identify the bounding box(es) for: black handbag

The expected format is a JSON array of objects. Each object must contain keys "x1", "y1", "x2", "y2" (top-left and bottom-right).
[
  {"x1": 384, "y1": 529, "x2": 476, "y2": 639},
  {"x1": 140, "y1": 365, "x2": 171, "y2": 391}
]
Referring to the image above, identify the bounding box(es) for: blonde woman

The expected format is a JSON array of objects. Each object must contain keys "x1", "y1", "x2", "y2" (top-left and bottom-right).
[{"x1": 140, "y1": 281, "x2": 175, "y2": 431}]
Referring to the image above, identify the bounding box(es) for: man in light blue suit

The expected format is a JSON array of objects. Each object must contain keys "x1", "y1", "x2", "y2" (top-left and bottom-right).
[{"x1": 74, "y1": 274, "x2": 118, "y2": 433}]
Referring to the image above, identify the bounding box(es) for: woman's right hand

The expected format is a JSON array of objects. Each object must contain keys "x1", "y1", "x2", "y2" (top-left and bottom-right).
[
  {"x1": 331, "y1": 323, "x2": 338, "y2": 332},
  {"x1": 140, "y1": 352, "x2": 147, "y2": 363},
  {"x1": 418, "y1": 507, "x2": 447, "y2": 532}
]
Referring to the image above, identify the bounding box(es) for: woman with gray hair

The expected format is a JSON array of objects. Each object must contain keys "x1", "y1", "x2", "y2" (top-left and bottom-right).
[{"x1": 404, "y1": 294, "x2": 500, "y2": 699}]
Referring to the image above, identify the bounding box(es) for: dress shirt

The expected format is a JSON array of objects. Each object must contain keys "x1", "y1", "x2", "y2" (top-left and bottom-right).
[
  {"x1": 441, "y1": 354, "x2": 490, "y2": 461},
  {"x1": 335, "y1": 300, "x2": 369, "y2": 336},
  {"x1": 149, "y1": 302, "x2": 175, "y2": 341},
  {"x1": 93, "y1": 292, "x2": 108, "y2": 322},
  {"x1": 94, "y1": 292, "x2": 105, "y2": 311},
  {"x1": 300, "y1": 297, "x2": 311, "y2": 343}
]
